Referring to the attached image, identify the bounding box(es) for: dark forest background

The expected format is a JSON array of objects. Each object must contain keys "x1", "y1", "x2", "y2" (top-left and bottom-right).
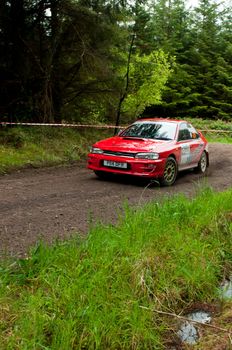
[{"x1": 0, "y1": 0, "x2": 232, "y2": 124}]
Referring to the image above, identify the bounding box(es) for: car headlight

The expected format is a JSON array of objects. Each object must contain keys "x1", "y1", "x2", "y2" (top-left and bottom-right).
[
  {"x1": 90, "y1": 147, "x2": 104, "y2": 154},
  {"x1": 135, "y1": 152, "x2": 159, "y2": 160}
]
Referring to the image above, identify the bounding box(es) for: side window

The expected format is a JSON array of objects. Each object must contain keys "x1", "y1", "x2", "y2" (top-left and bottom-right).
[
  {"x1": 187, "y1": 124, "x2": 200, "y2": 139},
  {"x1": 178, "y1": 123, "x2": 191, "y2": 141},
  {"x1": 178, "y1": 123, "x2": 199, "y2": 141}
]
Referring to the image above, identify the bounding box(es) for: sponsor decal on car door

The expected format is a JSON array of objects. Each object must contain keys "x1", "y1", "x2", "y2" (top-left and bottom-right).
[
  {"x1": 190, "y1": 142, "x2": 204, "y2": 164},
  {"x1": 180, "y1": 141, "x2": 204, "y2": 166},
  {"x1": 178, "y1": 123, "x2": 204, "y2": 167},
  {"x1": 180, "y1": 143, "x2": 191, "y2": 165}
]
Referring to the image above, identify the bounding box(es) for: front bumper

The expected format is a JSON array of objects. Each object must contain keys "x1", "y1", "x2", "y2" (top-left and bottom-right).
[{"x1": 87, "y1": 153, "x2": 166, "y2": 178}]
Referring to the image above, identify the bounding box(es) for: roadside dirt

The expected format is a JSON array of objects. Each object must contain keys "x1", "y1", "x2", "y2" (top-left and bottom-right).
[{"x1": 0, "y1": 143, "x2": 231, "y2": 257}]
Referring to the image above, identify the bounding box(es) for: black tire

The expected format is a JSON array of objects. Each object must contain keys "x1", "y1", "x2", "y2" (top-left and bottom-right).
[
  {"x1": 160, "y1": 157, "x2": 178, "y2": 186},
  {"x1": 194, "y1": 151, "x2": 208, "y2": 174},
  {"x1": 94, "y1": 170, "x2": 110, "y2": 179}
]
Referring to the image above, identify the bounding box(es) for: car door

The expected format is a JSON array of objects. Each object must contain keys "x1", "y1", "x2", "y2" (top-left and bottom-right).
[{"x1": 177, "y1": 123, "x2": 203, "y2": 170}]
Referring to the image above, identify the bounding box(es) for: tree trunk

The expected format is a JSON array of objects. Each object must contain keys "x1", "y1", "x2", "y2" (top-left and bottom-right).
[{"x1": 114, "y1": 34, "x2": 135, "y2": 135}]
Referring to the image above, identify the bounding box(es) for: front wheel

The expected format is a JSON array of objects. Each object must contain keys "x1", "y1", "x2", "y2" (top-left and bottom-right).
[
  {"x1": 194, "y1": 151, "x2": 208, "y2": 174},
  {"x1": 160, "y1": 157, "x2": 178, "y2": 186},
  {"x1": 94, "y1": 170, "x2": 111, "y2": 180}
]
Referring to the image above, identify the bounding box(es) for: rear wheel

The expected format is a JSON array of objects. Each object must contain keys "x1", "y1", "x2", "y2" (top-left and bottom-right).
[
  {"x1": 194, "y1": 151, "x2": 208, "y2": 174},
  {"x1": 160, "y1": 157, "x2": 178, "y2": 186}
]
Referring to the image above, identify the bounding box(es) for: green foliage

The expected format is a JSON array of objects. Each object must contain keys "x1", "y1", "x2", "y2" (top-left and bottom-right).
[
  {"x1": 0, "y1": 127, "x2": 112, "y2": 174},
  {"x1": 145, "y1": 0, "x2": 232, "y2": 121},
  {"x1": 0, "y1": 127, "x2": 25, "y2": 148},
  {"x1": 1, "y1": 0, "x2": 232, "y2": 124},
  {"x1": 122, "y1": 51, "x2": 172, "y2": 117},
  {"x1": 0, "y1": 188, "x2": 232, "y2": 348},
  {"x1": 0, "y1": 0, "x2": 129, "y2": 123},
  {"x1": 149, "y1": 0, "x2": 190, "y2": 54},
  {"x1": 183, "y1": 117, "x2": 232, "y2": 143},
  {"x1": 185, "y1": 117, "x2": 232, "y2": 131}
]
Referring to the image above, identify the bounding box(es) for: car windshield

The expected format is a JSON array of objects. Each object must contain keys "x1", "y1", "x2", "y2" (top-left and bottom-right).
[{"x1": 120, "y1": 121, "x2": 177, "y2": 140}]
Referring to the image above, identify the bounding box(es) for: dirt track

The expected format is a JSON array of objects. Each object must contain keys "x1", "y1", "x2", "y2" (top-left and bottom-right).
[{"x1": 0, "y1": 143, "x2": 232, "y2": 257}]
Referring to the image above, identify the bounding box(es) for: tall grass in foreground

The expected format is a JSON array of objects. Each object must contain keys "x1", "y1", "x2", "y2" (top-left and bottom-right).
[{"x1": 0, "y1": 188, "x2": 232, "y2": 349}]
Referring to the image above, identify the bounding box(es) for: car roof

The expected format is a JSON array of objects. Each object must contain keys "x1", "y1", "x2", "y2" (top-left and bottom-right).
[{"x1": 136, "y1": 118, "x2": 186, "y2": 124}]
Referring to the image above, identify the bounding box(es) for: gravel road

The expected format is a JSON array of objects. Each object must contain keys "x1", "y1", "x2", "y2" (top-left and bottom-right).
[{"x1": 0, "y1": 143, "x2": 231, "y2": 257}]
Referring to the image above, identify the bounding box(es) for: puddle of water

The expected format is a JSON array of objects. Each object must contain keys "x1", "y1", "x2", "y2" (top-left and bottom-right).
[
  {"x1": 177, "y1": 311, "x2": 212, "y2": 345},
  {"x1": 220, "y1": 277, "x2": 232, "y2": 300}
]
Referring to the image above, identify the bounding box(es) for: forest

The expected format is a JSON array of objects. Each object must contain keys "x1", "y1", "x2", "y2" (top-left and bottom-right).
[{"x1": 0, "y1": 0, "x2": 232, "y2": 125}]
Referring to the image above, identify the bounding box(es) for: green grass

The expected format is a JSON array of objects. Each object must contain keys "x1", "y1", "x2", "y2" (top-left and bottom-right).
[
  {"x1": 185, "y1": 117, "x2": 232, "y2": 131},
  {"x1": 204, "y1": 134, "x2": 232, "y2": 143},
  {"x1": 0, "y1": 126, "x2": 112, "y2": 174},
  {"x1": 0, "y1": 188, "x2": 232, "y2": 349},
  {"x1": 185, "y1": 118, "x2": 232, "y2": 143}
]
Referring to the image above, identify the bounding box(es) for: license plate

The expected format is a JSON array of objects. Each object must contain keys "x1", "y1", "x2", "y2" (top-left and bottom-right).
[{"x1": 103, "y1": 160, "x2": 127, "y2": 169}]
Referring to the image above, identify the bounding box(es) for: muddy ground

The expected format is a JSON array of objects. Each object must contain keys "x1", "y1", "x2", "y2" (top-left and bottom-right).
[{"x1": 0, "y1": 143, "x2": 232, "y2": 257}]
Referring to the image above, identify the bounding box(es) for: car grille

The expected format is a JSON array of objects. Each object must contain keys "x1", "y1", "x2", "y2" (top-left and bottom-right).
[{"x1": 103, "y1": 150, "x2": 135, "y2": 158}]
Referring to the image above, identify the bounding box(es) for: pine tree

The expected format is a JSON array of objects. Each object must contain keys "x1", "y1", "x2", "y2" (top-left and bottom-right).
[
  {"x1": 146, "y1": 0, "x2": 232, "y2": 120},
  {"x1": 0, "y1": 0, "x2": 130, "y2": 122},
  {"x1": 186, "y1": 0, "x2": 232, "y2": 119},
  {"x1": 145, "y1": 0, "x2": 194, "y2": 118}
]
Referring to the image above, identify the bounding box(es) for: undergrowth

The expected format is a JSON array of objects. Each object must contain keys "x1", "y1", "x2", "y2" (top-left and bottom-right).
[
  {"x1": 0, "y1": 188, "x2": 232, "y2": 349},
  {"x1": 185, "y1": 118, "x2": 232, "y2": 143},
  {"x1": 0, "y1": 126, "x2": 112, "y2": 174}
]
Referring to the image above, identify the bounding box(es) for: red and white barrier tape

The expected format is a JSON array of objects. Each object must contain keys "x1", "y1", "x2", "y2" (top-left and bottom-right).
[
  {"x1": 0, "y1": 122, "x2": 125, "y2": 129},
  {"x1": 0, "y1": 122, "x2": 231, "y2": 133}
]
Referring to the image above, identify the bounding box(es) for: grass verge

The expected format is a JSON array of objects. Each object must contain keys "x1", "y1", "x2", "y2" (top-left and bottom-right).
[
  {"x1": 186, "y1": 118, "x2": 232, "y2": 144},
  {"x1": 0, "y1": 188, "x2": 232, "y2": 349},
  {"x1": 0, "y1": 126, "x2": 112, "y2": 174}
]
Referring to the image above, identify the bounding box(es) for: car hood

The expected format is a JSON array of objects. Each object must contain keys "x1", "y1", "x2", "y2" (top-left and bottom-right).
[{"x1": 94, "y1": 136, "x2": 174, "y2": 153}]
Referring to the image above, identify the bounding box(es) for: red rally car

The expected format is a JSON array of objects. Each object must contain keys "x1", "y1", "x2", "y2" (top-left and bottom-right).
[{"x1": 87, "y1": 119, "x2": 209, "y2": 186}]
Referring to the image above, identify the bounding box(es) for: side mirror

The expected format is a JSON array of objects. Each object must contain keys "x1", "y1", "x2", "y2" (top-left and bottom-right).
[{"x1": 192, "y1": 132, "x2": 197, "y2": 139}]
